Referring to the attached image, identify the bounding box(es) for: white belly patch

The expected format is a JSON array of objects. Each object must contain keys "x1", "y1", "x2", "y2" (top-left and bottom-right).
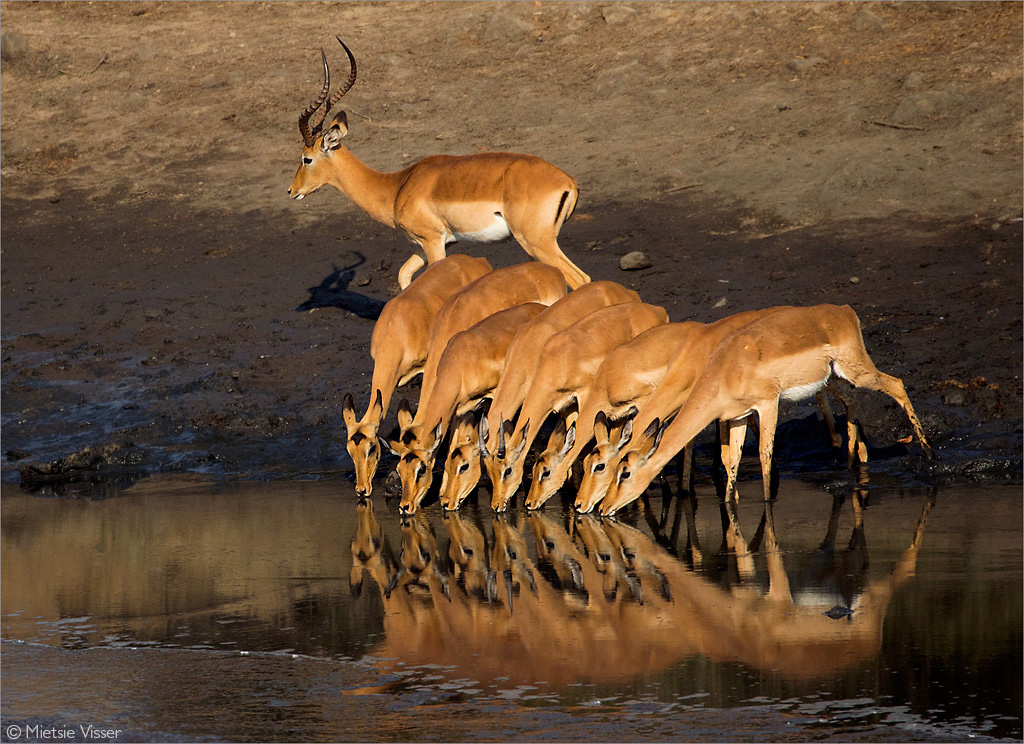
[
  {"x1": 780, "y1": 374, "x2": 829, "y2": 402},
  {"x1": 452, "y1": 213, "x2": 511, "y2": 244}
]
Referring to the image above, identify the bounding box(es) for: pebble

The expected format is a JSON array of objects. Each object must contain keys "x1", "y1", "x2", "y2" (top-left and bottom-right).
[
  {"x1": 480, "y1": 11, "x2": 533, "y2": 43},
  {"x1": 618, "y1": 251, "x2": 651, "y2": 271},
  {"x1": 1, "y1": 30, "x2": 30, "y2": 61},
  {"x1": 892, "y1": 90, "x2": 952, "y2": 125},
  {"x1": 601, "y1": 4, "x2": 637, "y2": 25},
  {"x1": 852, "y1": 9, "x2": 885, "y2": 32},
  {"x1": 849, "y1": 276, "x2": 860, "y2": 285},
  {"x1": 787, "y1": 56, "x2": 825, "y2": 73}
]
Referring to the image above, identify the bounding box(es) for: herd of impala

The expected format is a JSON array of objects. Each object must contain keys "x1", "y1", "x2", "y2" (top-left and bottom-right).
[{"x1": 291, "y1": 39, "x2": 935, "y2": 517}]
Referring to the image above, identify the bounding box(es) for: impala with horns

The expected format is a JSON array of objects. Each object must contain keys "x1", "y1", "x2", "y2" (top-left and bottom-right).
[
  {"x1": 601, "y1": 304, "x2": 935, "y2": 516},
  {"x1": 572, "y1": 306, "x2": 853, "y2": 514},
  {"x1": 393, "y1": 302, "x2": 547, "y2": 515},
  {"x1": 288, "y1": 38, "x2": 591, "y2": 290},
  {"x1": 342, "y1": 254, "x2": 491, "y2": 496},
  {"x1": 440, "y1": 280, "x2": 642, "y2": 511},
  {"x1": 485, "y1": 301, "x2": 670, "y2": 512}
]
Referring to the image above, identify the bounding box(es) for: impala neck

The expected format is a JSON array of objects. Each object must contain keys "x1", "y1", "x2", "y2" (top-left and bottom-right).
[{"x1": 325, "y1": 146, "x2": 404, "y2": 228}]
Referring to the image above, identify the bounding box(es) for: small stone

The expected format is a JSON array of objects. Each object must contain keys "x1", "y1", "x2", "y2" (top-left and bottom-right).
[
  {"x1": 601, "y1": 4, "x2": 637, "y2": 25},
  {"x1": 355, "y1": 271, "x2": 372, "y2": 287},
  {"x1": 892, "y1": 91, "x2": 952, "y2": 125},
  {"x1": 852, "y1": 8, "x2": 884, "y2": 32},
  {"x1": 481, "y1": 11, "x2": 533, "y2": 42},
  {"x1": 787, "y1": 56, "x2": 825, "y2": 73},
  {"x1": 902, "y1": 71, "x2": 925, "y2": 91},
  {"x1": 618, "y1": 251, "x2": 651, "y2": 271},
  {"x1": 1, "y1": 30, "x2": 30, "y2": 61},
  {"x1": 849, "y1": 276, "x2": 861, "y2": 285},
  {"x1": 712, "y1": 297, "x2": 728, "y2": 309},
  {"x1": 942, "y1": 389, "x2": 967, "y2": 407}
]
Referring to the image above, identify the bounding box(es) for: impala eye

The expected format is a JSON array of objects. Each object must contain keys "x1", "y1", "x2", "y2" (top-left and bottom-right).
[
  {"x1": 539, "y1": 469, "x2": 550, "y2": 481},
  {"x1": 594, "y1": 462, "x2": 606, "y2": 473},
  {"x1": 503, "y1": 467, "x2": 513, "y2": 479},
  {"x1": 367, "y1": 443, "x2": 376, "y2": 455},
  {"x1": 458, "y1": 463, "x2": 469, "y2": 474},
  {"x1": 302, "y1": 156, "x2": 313, "y2": 165},
  {"x1": 620, "y1": 470, "x2": 631, "y2": 481}
]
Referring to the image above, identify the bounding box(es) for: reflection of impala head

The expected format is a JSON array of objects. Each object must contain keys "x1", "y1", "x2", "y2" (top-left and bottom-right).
[
  {"x1": 349, "y1": 497, "x2": 383, "y2": 596},
  {"x1": 288, "y1": 37, "x2": 358, "y2": 201},
  {"x1": 442, "y1": 511, "x2": 488, "y2": 589}
]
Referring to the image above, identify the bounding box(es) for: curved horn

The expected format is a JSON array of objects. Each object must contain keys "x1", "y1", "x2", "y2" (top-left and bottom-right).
[
  {"x1": 311, "y1": 37, "x2": 358, "y2": 134},
  {"x1": 326, "y1": 37, "x2": 358, "y2": 111},
  {"x1": 298, "y1": 47, "x2": 331, "y2": 147}
]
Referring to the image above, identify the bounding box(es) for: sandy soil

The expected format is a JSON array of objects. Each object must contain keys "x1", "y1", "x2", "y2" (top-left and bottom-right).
[{"x1": 1, "y1": 1, "x2": 1021, "y2": 491}]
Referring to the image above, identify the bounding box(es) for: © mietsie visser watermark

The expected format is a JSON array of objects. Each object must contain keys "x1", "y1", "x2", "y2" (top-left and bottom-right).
[{"x1": 4, "y1": 724, "x2": 123, "y2": 740}]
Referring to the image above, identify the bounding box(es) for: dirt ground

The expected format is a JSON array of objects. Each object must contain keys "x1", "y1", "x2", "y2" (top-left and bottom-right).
[{"x1": 1, "y1": 1, "x2": 1021, "y2": 492}]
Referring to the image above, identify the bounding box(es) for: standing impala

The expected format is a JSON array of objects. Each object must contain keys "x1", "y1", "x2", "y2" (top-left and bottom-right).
[
  {"x1": 288, "y1": 38, "x2": 590, "y2": 290},
  {"x1": 601, "y1": 304, "x2": 935, "y2": 516}
]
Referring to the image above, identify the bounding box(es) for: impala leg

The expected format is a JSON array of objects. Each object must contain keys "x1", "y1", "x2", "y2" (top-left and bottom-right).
[
  {"x1": 514, "y1": 234, "x2": 590, "y2": 290},
  {"x1": 841, "y1": 363, "x2": 934, "y2": 460},
  {"x1": 676, "y1": 442, "x2": 695, "y2": 495},
  {"x1": 720, "y1": 419, "x2": 747, "y2": 502},
  {"x1": 398, "y1": 237, "x2": 447, "y2": 290},
  {"x1": 397, "y1": 254, "x2": 426, "y2": 290},
  {"x1": 825, "y1": 382, "x2": 868, "y2": 467},
  {"x1": 814, "y1": 392, "x2": 843, "y2": 451},
  {"x1": 754, "y1": 404, "x2": 779, "y2": 503}
]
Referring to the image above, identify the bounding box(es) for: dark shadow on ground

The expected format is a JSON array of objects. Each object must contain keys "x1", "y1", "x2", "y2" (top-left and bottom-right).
[{"x1": 296, "y1": 252, "x2": 386, "y2": 320}]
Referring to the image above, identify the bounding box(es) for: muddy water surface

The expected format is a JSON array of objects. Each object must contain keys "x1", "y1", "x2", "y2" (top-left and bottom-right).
[{"x1": 2, "y1": 477, "x2": 1020, "y2": 742}]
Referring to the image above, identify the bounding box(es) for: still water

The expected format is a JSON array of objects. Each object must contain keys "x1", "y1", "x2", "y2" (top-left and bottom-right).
[{"x1": 1, "y1": 476, "x2": 1020, "y2": 742}]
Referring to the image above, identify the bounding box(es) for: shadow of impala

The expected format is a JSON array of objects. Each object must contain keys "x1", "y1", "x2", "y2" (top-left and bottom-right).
[{"x1": 296, "y1": 252, "x2": 387, "y2": 321}]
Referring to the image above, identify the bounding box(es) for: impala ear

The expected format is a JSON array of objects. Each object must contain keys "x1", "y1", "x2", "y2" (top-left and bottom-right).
[
  {"x1": 397, "y1": 398, "x2": 414, "y2": 430},
  {"x1": 614, "y1": 417, "x2": 634, "y2": 452},
  {"x1": 558, "y1": 420, "x2": 576, "y2": 457},
  {"x1": 593, "y1": 410, "x2": 610, "y2": 443},
  {"x1": 637, "y1": 418, "x2": 662, "y2": 461},
  {"x1": 342, "y1": 393, "x2": 358, "y2": 432},
  {"x1": 369, "y1": 389, "x2": 384, "y2": 422},
  {"x1": 322, "y1": 111, "x2": 349, "y2": 150}
]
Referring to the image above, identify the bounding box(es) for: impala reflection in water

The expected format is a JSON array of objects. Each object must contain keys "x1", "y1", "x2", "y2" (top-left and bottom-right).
[{"x1": 350, "y1": 489, "x2": 934, "y2": 685}]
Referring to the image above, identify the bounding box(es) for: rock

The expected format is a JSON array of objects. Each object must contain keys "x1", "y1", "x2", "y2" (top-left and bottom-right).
[
  {"x1": 618, "y1": 251, "x2": 651, "y2": 271},
  {"x1": 355, "y1": 271, "x2": 372, "y2": 287},
  {"x1": 942, "y1": 389, "x2": 968, "y2": 407},
  {"x1": 849, "y1": 276, "x2": 861, "y2": 285},
  {"x1": 481, "y1": 11, "x2": 533, "y2": 43},
  {"x1": 892, "y1": 90, "x2": 955, "y2": 125},
  {"x1": 712, "y1": 297, "x2": 728, "y2": 309},
  {"x1": 902, "y1": 71, "x2": 925, "y2": 91},
  {"x1": 852, "y1": 9, "x2": 884, "y2": 32},
  {"x1": 1, "y1": 30, "x2": 30, "y2": 61},
  {"x1": 787, "y1": 56, "x2": 825, "y2": 73},
  {"x1": 601, "y1": 4, "x2": 637, "y2": 25},
  {"x1": 20, "y1": 442, "x2": 147, "y2": 485}
]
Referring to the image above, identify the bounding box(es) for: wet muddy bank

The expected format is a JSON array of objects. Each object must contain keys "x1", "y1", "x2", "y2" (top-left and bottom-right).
[{"x1": 3, "y1": 191, "x2": 1021, "y2": 493}]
